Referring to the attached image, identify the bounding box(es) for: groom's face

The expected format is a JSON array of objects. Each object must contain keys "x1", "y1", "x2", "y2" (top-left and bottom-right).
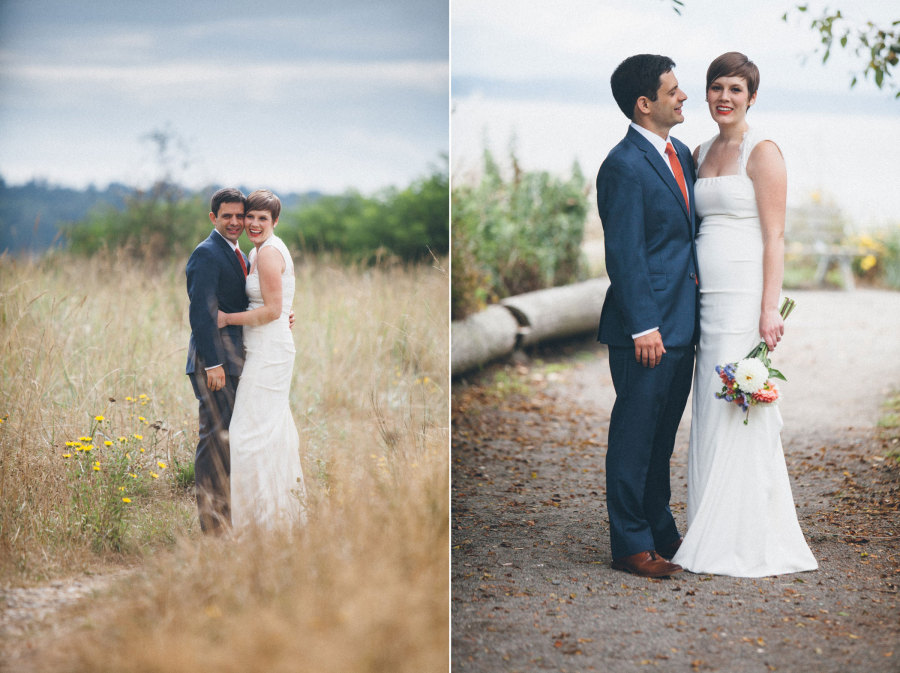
[
  {"x1": 209, "y1": 202, "x2": 246, "y2": 244},
  {"x1": 646, "y1": 70, "x2": 687, "y2": 131}
]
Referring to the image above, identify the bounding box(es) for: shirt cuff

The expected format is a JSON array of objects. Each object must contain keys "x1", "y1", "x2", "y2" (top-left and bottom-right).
[
  {"x1": 204, "y1": 364, "x2": 223, "y2": 371},
  {"x1": 632, "y1": 327, "x2": 659, "y2": 339}
]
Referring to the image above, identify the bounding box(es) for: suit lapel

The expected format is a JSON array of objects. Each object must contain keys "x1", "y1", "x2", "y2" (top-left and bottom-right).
[
  {"x1": 210, "y1": 230, "x2": 245, "y2": 280},
  {"x1": 627, "y1": 127, "x2": 692, "y2": 225}
]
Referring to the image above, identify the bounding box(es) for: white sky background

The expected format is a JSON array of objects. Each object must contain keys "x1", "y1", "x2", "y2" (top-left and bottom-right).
[
  {"x1": 0, "y1": 0, "x2": 448, "y2": 195},
  {"x1": 451, "y1": 0, "x2": 900, "y2": 230}
]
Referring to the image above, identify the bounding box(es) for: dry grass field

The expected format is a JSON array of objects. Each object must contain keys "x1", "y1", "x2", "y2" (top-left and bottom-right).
[{"x1": 0, "y1": 251, "x2": 449, "y2": 672}]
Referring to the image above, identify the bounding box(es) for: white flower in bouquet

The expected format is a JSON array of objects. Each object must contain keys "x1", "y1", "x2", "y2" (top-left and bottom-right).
[{"x1": 733, "y1": 357, "x2": 769, "y2": 395}]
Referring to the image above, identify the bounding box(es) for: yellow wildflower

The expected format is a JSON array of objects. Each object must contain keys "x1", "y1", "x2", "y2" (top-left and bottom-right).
[
  {"x1": 150, "y1": 472, "x2": 159, "y2": 479},
  {"x1": 62, "y1": 453, "x2": 72, "y2": 459},
  {"x1": 83, "y1": 445, "x2": 93, "y2": 452},
  {"x1": 104, "y1": 440, "x2": 113, "y2": 446},
  {"x1": 133, "y1": 434, "x2": 143, "y2": 440},
  {"x1": 95, "y1": 415, "x2": 104, "y2": 422},
  {"x1": 122, "y1": 497, "x2": 131, "y2": 503},
  {"x1": 860, "y1": 254, "x2": 877, "y2": 272},
  {"x1": 118, "y1": 486, "x2": 125, "y2": 491},
  {"x1": 118, "y1": 436, "x2": 128, "y2": 442},
  {"x1": 139, "y1": 394, "x2": 148, "y2": 399},
  {"x1": 92, "y1": 462, "x2": 101, "y2": 471},
  {"x1": 138, "y1": 416, "x2": 146, "y2": 422},
  {"x1": 125, "y1": 396, "x2": 134, "y2": 402},
  {"x1": 79, "y1": 436, "x2": 92, "y2": 442},
  {"x1": 65, "y1": 441, "x2": 75, "y2": 447},
  {"x1": 157, "y1": 461, "x2": 167, "y2": 469},
  {"x1": 140, "y1": 448, "x2": 145, "y2": 453},
  {"x1": 129, "y1": 473, "x2": 138, "y2": 479}
]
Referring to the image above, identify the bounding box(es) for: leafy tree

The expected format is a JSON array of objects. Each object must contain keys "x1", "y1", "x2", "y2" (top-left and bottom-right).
[
  {"x1": 278, "y1": 162, "x2": 448, "y2": 263},
  {"x1": 785, "y1": 5, "x2": 900, "y2": 97}
]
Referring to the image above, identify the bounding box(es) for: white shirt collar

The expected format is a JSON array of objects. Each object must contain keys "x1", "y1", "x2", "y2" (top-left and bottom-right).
[
  {"x1": 212, "y1": 228, "x2": 241, "y2": 253},
  {"x1": 629, "y1": 121, "x2": 674, "y2": 158}
]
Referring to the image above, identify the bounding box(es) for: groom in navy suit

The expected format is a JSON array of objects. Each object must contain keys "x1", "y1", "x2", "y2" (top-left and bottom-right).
[
  {"x1": 596, "y1": 55, "x2": 699, "y2": 577},
  {"x1": 185, "y1": 188, "x2": 250, "y2": 534}
]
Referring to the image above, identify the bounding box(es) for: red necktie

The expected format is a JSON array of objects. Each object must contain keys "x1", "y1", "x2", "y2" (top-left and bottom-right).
[
  {"x1": 235, "y1": 248, "x2": 247, "y2": 277},
  {"x1": 665, "y1": 142, "x2": 689, "y2": 211}
]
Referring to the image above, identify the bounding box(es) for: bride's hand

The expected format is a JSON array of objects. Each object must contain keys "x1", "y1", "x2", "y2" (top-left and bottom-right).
[
  {"x1": 217, "y1": 311, "x2": 229, "y2": 328},
  {"x1": 759, "y1": 308, "x2": 784, "y2": 350}
]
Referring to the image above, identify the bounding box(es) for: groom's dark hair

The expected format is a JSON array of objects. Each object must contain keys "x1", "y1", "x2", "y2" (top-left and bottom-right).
[
  {"x1": 210, "y1": 187, "x2": 246, "y2": 216},
  {"x1": 610, "y1": 54, "x2": 676, "y2": 121}
]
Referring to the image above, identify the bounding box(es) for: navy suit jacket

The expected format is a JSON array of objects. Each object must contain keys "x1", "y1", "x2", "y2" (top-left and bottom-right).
[
  {"x1": 596, "y1": 126, "x2": 699, "y2": 348},
  {"x1": 185, "y1": 230, "x2": 249, "y2": 376}
]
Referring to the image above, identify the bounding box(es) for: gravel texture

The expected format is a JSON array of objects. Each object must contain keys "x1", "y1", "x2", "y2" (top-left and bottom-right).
[{"x1": 452, "y1": 289, "x2": 900, "y2": 673}]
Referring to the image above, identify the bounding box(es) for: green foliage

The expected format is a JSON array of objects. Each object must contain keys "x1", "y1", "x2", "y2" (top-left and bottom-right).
[
  {"x1": 63, "y1": 164, "x2": 448, "y2": 264},
  {"x1": 66, "y1": 183, "x2": 209, "y2": 260},
  {"x1": 451, "y1": 148, "x2": 590, "y2": 320},
  {"x1": 785, "y1": 6, "x2": 900, "y2": 97},
  {"x1": 278, "y1": 164, "x2": 448, "y2": 263}
]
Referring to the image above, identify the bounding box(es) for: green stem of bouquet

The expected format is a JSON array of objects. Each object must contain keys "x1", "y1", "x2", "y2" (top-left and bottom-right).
[{"x1": 747, "y1": 297, "x2": 795, "y2": 379}]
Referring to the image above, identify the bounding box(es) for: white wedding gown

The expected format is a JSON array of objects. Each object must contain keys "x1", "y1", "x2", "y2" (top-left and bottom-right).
[
  {"x1": 230, "y1": 235, "x2": 307, "y2": 531},
  {"x1": 672, "y1": 129, "x2": 817, "y2": 577}
]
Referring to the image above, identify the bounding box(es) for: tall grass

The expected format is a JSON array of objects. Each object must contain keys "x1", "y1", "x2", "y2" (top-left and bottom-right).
[{"x1": 0, "y1": 250, "x2": 448, "y2": 671}]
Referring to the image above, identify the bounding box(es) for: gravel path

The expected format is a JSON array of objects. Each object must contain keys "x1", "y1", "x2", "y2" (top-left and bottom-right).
[
  {"x1": 452, "y1": 289, "x2": 900, "y2": 673},
  {"x1": 0, "y1": 569, "x2": 133, "y2": 672}
]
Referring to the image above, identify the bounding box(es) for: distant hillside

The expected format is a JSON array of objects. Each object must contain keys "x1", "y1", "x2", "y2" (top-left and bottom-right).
[{"x1": 0, "y1": 178, "x2": 321, "y2": 255}]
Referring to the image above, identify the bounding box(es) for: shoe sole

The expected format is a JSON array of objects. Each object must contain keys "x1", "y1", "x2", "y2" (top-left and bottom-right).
[{"x1": 611, "y1": 562, "x2": 683, "y2": 578}]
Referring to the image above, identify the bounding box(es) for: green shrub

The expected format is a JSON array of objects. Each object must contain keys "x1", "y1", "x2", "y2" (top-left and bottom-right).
[
  {"x1": 66, "y1": 184, "x2": 207, "y2": 260},
  {"x1": 451, "y1": 149, "x2": 589, "y2": 320},
  {"x1": 278, "y1": 165, "x2": 448, "y2": 263}
]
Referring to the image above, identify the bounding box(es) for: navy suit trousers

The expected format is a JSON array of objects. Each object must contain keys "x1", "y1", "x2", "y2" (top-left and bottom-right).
[
  {"x1": 189, "y1": 371, "x2": 239, "y2": 534},
  {"x1": 606, "y1": 345, "x2": 694, "y2": 559}
]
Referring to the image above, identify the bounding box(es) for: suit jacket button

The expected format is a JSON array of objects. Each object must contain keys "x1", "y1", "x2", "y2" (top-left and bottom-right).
[{"x1": 689, "y1": 272, "x2": 696, "y2": 279}]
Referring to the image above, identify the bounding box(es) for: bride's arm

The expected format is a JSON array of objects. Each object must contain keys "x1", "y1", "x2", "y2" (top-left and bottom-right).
[
  {"x1": 748, "y1": 140, "x2": 787, "y2": 351},
  {"x1": 218, "y1": 246, "x2": 284, "y2": 327}
]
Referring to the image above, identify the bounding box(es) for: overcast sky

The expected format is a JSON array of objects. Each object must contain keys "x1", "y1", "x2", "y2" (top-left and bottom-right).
[
  {"x1": 452, "y1": 0, "x2": 900, "y2": 228},
  {"x1": 0, "y1": 0, "x2": 448, "y2": 194}
]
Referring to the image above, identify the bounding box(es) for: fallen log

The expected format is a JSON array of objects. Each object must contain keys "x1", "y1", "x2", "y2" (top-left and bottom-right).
[
  {"x1": 451, "y1": 278, "x2": 610, "y2": 376},
  {"x1": 450, "y1": 304, "x2": 519, "y2": 377},
  {"x1": 501, "y1": 278, "x2": 608, "y2": 347}
]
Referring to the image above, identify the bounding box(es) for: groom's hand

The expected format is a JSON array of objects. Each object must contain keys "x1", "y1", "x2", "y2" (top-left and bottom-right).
[
  {"x1": 634, "y1": 331, "x2": 666, "y2": 368},
  {"x1": 206, "y1": 365, "x2": 226, "y2": 392},
  {"x1": 288, "y1": 310, "x2": 295, "y2": 330}
]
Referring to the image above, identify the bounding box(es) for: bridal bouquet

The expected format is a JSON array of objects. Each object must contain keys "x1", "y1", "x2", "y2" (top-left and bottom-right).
[{"x1": 714, "y1": 297, "x2": 796, "y2": 425}]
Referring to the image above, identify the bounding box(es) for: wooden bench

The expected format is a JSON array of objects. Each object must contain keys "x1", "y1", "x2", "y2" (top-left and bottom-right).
[{"x1": 786, "y1": 200, "x2": 856, "y2": 290}]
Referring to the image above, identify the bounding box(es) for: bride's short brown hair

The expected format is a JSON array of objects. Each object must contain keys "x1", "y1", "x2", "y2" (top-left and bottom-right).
[
  {"x1": 245, "y1": 189, "x2": 282, "y2": 221},
  {"x1": 706, "y1": 52, "x2": 759, "y2": 97}
]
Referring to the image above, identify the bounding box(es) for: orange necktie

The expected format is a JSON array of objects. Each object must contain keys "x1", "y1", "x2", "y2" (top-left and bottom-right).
[
  {"x1": 665, "y1": 142, "x2": 689, "y2": 211},
  {"x1": 235, "y1": 248, "x2": 247, "y2": 276}
]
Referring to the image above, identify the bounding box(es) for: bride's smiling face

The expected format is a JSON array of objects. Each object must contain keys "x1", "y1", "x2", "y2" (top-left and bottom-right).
[
  {"x1": 244, "y1": 209, "x2": 277, "y2": 245},
  {"x1": 707, "y1": 75, "x2": 756, "y2": 124}
]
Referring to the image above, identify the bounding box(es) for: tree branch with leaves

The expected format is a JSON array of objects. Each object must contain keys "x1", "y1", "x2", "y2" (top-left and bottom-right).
[{"x1": 784, "y1": 5, "x2": 900, "y2": 97}]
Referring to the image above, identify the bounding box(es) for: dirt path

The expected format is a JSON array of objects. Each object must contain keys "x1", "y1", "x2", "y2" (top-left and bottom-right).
[
  {"x1": 0, "y1": 568, "x2": 133, "y2": 672},
  {"x1": 452, "y1": 289, "x2": 900, "y2": 672}
]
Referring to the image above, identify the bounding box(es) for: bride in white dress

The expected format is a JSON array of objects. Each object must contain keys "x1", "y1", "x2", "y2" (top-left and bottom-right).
[
  {"x1": 672, "y1": 53, "x2": 816, "y2": 577},
  {"x1": 218, "y1": 189, "x2": 306, "y2": 531}
]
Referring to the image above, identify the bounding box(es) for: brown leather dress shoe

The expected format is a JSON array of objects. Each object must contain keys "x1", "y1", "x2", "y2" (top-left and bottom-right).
[
  {"x1": 611, "y1": 551, "x2": 683, "y2": 577},
  {"x1": 658, "y1": 537, "x2": 683, "y2": 560}
]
